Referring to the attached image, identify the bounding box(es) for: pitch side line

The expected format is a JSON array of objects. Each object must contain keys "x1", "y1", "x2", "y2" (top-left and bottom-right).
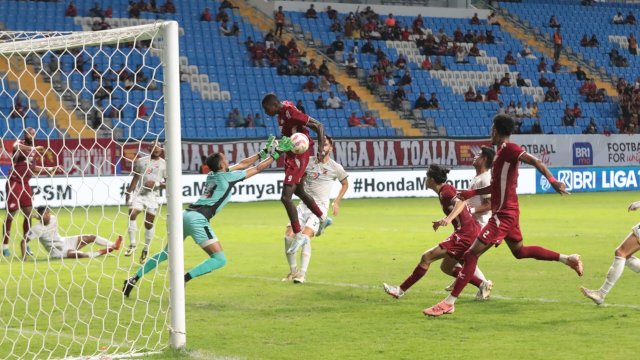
[{"x1": 226, "y1": 274, "x2": 640, "y2": 310}]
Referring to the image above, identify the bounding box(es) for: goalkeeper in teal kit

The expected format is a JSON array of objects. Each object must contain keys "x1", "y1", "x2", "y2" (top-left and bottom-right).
[{"x1": 123, "y1": 136, "x2": 292, "y2": 297}]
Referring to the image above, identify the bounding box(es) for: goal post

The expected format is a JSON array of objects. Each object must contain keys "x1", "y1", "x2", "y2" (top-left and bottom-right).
[{"x1": 0, "y1": 21, "x2": 184, "y2": 358}]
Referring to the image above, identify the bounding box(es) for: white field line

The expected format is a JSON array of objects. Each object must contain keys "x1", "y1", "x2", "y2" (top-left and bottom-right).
[{"x1": 226, "y1": 274, "x2": 640, "y2": 310}]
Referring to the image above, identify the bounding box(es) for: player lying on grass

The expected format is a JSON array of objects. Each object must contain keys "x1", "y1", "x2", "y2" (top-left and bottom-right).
[
  {"x1": 383, "y1": 164, "x2": 493, "y2": 304},
  {"x1": 281, "y1": 135, "x2": 349, "y2": 284},
  {"x1": 581, "y1": 200, "x2": 640, "y2": 305},
  {"x1": 423, "y1": 115, "x2": 583, "y2": 317},
  {"x1": 124, "y1": 141, "x2": 166, "y2": 264},
  {"x1": 27, "y1": 206, "x2": 122, "y2": 259},
  {"x1": 123, "y1": 137, "x2": 292, "y2": 297},
  {"x1": 262, "y1": 94, "x2": 330, "y2": 256}
]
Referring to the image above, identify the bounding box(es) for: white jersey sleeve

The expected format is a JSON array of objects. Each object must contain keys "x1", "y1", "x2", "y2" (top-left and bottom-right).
[
  {"x1": 468, "y1": 171, "x2": 491, "y2": 226},
  {"x1": 304, "y1": 158, "x2": 348, "y2": 206}
]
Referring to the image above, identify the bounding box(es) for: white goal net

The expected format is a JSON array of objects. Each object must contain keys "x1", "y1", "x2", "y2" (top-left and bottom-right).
[{"x1": 0, "y1": 22, "x2": 184, "y2": 359}]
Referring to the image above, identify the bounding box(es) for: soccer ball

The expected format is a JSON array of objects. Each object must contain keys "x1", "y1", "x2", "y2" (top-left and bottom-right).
[{"x1": 290, "y1": 132, "x2": 310, "y2": 155}]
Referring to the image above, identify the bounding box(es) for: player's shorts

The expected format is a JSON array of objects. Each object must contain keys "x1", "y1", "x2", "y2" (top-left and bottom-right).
[
  {"x1": 632, "y1": 223, "x2": 640, "y2": 240},
  {"x1": 439, "y1": 232, "x2": 475, "y2": 261},
  {"x1": 50, "y1": 236, "x2": 80, "y2": 259},
  {"x1": 130, "y1": 193, "x2": 160, "y2": 215},
  {"x1": 287, "y1": 201, "x2": 328, "y2": 235},
  {"x1": 284, "y1": 151, "x2": 310, "y2": 185},
  {"x1": 183, "y1": 210, "x2": 218, "y2": 248},
  {"x1": 477, "y1": 213, "x2": 523, "y2": 246},
  {"x1": 6, "y1": 181, "x2": 33, "y2": 213}
]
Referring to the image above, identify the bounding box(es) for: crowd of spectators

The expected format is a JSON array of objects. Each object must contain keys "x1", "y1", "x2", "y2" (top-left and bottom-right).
[
  {"x1": 616, "y1": 77, "x2": 640, "y2": 133},
  {"x1": 227, "y1": 108, "x2": 266, "y2": 128}
]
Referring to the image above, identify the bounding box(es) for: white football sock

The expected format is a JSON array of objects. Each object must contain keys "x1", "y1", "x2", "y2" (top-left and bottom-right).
[
  {"x1": 599, "y1": 256, "x2": 625, "y2": 295},
  {"x1": 299, "y1": 241, "x2": 312, "y2": 276},
  {"x1": 444, "y1": 294, "x2": 457, "y2": 305},
  {"x1": 93, "y1": 236, "x2": 112, "y2": 247},
  {"x1": 626, "y1": 256, "x2": 640, "y2": 273},
  {"x1": 128, "y1": 220, "x2": 137, "y2": 247},
  {"x1": 558, "y1": 254, "x2": 568, "y2": 264},
  {"x1": 284, "y1": 235, "x2": 297, "y2": 272},
  {"x1": 144, "y1": 227, "x2": 155, "y2": 249},
  {"x1": 473, "y1": 266, "x2": 486, "y2": 282},
  {"x1": 2, "y1": 244, "x2": 9, "y2": 250}
]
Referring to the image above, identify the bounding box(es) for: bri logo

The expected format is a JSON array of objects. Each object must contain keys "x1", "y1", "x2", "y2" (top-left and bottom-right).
[{"x1": 572, "y1": 142, "x2": 593, "y2": 165}]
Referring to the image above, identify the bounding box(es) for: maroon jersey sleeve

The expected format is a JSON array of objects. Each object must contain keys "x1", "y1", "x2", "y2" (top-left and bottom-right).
[
  {"x1": 282, "y1": 102, "x2": 310, "y2": 127},
  {"x1": 439, "y1": 184, "x2": 457, "y2": 212},
  {"x1": 505, "y1": 142, "x2": 525, "y2": 163}
]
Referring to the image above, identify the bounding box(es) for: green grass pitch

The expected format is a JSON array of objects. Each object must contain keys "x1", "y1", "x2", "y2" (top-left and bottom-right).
[{"x1": 1, "y1": 192, "x2": 638, "y2": 359}]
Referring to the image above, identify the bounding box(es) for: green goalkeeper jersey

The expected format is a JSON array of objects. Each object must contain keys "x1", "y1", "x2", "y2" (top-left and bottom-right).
[{"x1": 186, "y1": 170, "x2": 247, "y2": 220}]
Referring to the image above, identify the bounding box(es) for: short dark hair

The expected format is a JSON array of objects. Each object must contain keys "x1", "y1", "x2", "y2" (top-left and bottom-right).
[
  {"x1": 493, "y1": 115, "x2": 515, "y2": 136},
  {"x1": 480, "y1": 146, "x2": 496, "y2": 168},
  {"x1": 325, "y1": 134, "x2": 333, "y2": 145},
  {"x1": 427, "y1": 164, "x2": 450, "y2": 184},
  {"x1": 36, "y1": 206, "x2": 48, "y2": 216},
  {"x1": 261, "y1": 93, "x2": 279, "y2": 107},
  {"x1": 206, "y1": 153, "x2": 224, "y2": 172}
]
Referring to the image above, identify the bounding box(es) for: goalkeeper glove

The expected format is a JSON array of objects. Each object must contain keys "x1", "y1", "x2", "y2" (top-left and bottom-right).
[
  {"x1": 258, "y1": 135, "x2": 276, "y2": 161},
  {"x1": 270, "y1": 136, "x2": 293, "y2": 160}
]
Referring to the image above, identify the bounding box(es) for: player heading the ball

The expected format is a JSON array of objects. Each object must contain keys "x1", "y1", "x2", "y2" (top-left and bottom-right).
[{"x1": 262, "y1": 93, "x2": 331, "y2": 256}]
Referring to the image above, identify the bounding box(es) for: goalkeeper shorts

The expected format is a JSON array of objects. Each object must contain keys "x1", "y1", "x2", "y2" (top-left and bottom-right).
[{"x1": 183, "y1": 210, "x2": 218, "y2": 248}]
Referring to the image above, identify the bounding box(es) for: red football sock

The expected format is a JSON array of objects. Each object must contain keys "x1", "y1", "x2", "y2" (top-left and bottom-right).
[
  {"x1": 3, "y1": 217, "x2": 12, "y2": 245},
  {"x1": 453, "y1": 267, "x2": 483, "y2": 288},
  {"x1": 513, "y1": 245, "x2": 560, "y2": 261},
  {"x1": 291, "y1": 220, "x2": 301, "y2": 234},
  {"x1": 451, "y1": 251, "x2": 478, "y2": 297},
  {"x1": 400, "y1": 264, "x2": 427, "y2": 291},
  {"x1": 22, "y1": 218, "x2": 30, "y2": 238},
  {"x1": 307, "y1": 201, "x2": 324, "y2": 218}
]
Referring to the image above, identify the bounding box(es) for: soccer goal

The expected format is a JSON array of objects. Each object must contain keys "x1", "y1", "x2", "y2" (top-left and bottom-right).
[{"x1": 0, "y1": 21, "x2": 185, "y2": 359}]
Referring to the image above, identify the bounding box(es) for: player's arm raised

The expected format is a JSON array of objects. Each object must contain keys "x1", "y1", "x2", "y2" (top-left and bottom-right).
[
  {"x1": 332, "y1": 177, "x2": 349, "y2": 216},
  {"x1": 14, "y1": 142, "x2": 45, "y2": 155},
  {"x1": 306, "y1": 117, "x2": 326, "y2": 158},
  {"x1": 433, "y1": 198, "x2": 468, "y2": 231},
  {"x1": 458, "y1": 185, "x2": 491, "y2": 200},
  {"x1": 230, "y1": 153, "x2": 260, "y2": 171},
  {"x1": 520, "y1": 152, "x2": 569, "y2": 195},
  {"x1": 244, "y1": 137, "x2": 293, "y2": 179}
]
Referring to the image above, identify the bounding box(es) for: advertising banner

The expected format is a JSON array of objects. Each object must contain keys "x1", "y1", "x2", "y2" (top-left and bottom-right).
[
  {"x1": 536, "y1": 166, "x2": 640, "y2": 193},
  {"x1": 512, "y1": 134, "x2": 640, "y2": 167}
]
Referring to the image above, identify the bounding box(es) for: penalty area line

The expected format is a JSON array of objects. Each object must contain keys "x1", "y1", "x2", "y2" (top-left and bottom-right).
[{"x1": 226, "y1": 274, "x2": 640, "y2": 310}]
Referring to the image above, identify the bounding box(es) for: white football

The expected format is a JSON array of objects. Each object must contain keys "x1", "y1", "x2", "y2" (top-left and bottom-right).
[{"x1": 290, "y1": 132, "x2": 310, "y2": 155}]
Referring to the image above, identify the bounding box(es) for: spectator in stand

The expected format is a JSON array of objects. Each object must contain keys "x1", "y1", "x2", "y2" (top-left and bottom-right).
[
  {"x1": 244, "y1": 114, "x2": 255, "y2": 128},
  {"x1": 470, "y1": 13, "x2": 480, "y2": 25},
  {"x1": 398, "y1": 71, "x2": 412, "y2": 87},
  {"x1": 326, "y1": 92, "x2": 343, "y2": 109},
  {"x1": 488, "y1": 12, "x2": 500, "y2": 26},
  {"x1": 66, "y1": 2, "x2": 78, "y2": 17},
  {"x1": 504, "y1": 51, "x2": 517, "y2": 65},
  {"x1": 613, "y1": 12, "x2": 625, "y2": 25},
  {"x1": 226, "y1": 108, "x2": 243, "y2": 127},
  {"x1": 520, "y1": 44, "x2": 535, "y2": 59},
  {"x1": 486, "y1": 30, "x2": 495, "y2": 44},
  {"x1": 348, "y1": 112, "x2": 363, "y2": 127},
  {"x1": 413, "y1": 14, "x2": 425, "y2": 34},
  {"x1": 395, "y1": 54, "x2": 407, "y2": 70},
  {"x1": 497, "y1": 102, "x2": 505, "y2": 115},
  {"x1": 486, "y1": 86, "x2": 499, "y2": 102},
  {"x1": 584, "y1": 118, "x2": 598, "y2": 134},
  {"x1": 315, "y1": 95, "x2": 325, "y2": 109},
  {"x1": 346, "y1": 86, "x2": 360, "y2": 101},
  {"x1": 200, "y1": 7, "x2": 212, "y2": 22},
  {"x1": 500, "y1": 72, "x2": 511, "y2": 87},
  {"x1": 532, "y1": 102, "x2": 540, "y2": 118},
  {"x1": 553, "y1": 28, "x2": 562, "y2": 62},
  {"x1": 362, "y1": 39, "x2": 375, "y2": 54},
  {"x1": 385, "y1": 14, "x2": 396, "y2": 28},
  {"x1": 432, "y1": 57, "x2": 446, "y2": 71},
  {"x1": 137, "y1": 103, "x2": 148, "y2": 118},
  {"x1": 303, "y1": 77, "x2": 316, "y2": 92},
  {"x1": 455, "y1": 46, "x2": 468, "y2": 64},
  {"x1": 362, "y1": 111, "x2": 377, "y2": 127},
  {"x1": 575, "y1": 66, "x2": 587, "y2": 81},
  {"x1": 464, "y1": 86, "x2": 477, "y2": 102},
  {"x1": 603, "y1": 125, "x2": 611, "y2": 135},
  {"x1": 104, "y1": 6, "x2": 112, "y2": 18},
  {"x1": 345, "y1": 53, "x2": 358, "y2": 77},
  {"x1": 295, "y1": 100, "x2": 306, "y2": 115},
  {"x1": 463, "y1": 30, "x2": 475, "y2": 43},
  {"x1": 216, "y1": 8, "x2": 229, "y2": 22},
  {"x1": 274, "y1": 6, "x2": 285, "y2": 37},
  {"x1": 545, "y1": 86, "x2": 561, "y2": 102},
  {"x1": 580, "y1": 34, "x2": 590, "y2": 47},
  {"x1": 506, "y1": 101, "x2": 516, "y2": 116},
  {"x1": 391, "y1": 86, "x2": 407, "y2": 110},
  {"x1": 327, "y1": 5, "x2": 337, "y2": 20},
  {"x1": 563, "y1": 105, "x2": 576, "y2": 126},
  {"x1": 573, "y1": 103, "x2": 582, "y2": 118},
  {"x1": 516, "y1": 73, "x2": 528, "y2": 87},
  {"x1": 589, "y1": 35, "x2": 599, "y2": 47},
  {"x1": 88, "y1": 2, "x2": 103, "y2": 17},
  {"x1": 524, "y1": 102, "x2": 533, "y2": 117},
  {"x1": 421, "y1": 56, "x2": 432, "y2": 70},
  {"x1": 531, "y1": 120, "x2": 543, "y2": 134},
  {"x1": 549, "y1": 15, "x2": 561, "y2": 28},
  {"x1": 160, "y1": 0, "x2": 176, "y2": 13},
  {"x1": 469, "y1": 42, "x2": 481, "y2": 57},
  {"x1": 629, "y1": 33, "x2": 638, "y2": 55},
  {"x1": 426, "y1": 92, "x2": 440, "y2": 109},
  {"x1": 538, "y1": 57, "x2": 547, "y2": 72},
  {"x1": 318, "y1": 60, "x2": 329, "y2": 77},
  {"x1": 552, "y1": 61, "x2": 561, "y2": 73},
  {"x1": 580, "y1": 79, "x2": 597, "y2": 95},
  {"x1": 414, "y1": 92, "x2": 429, "y2": 109},
  {"x1": 318, "y1": 75, "x2": 330, "y2": 92},
  {"x1": 627, "y1": 11, "x2": 637, "y2": 25},
  {"x1": 11, "y1": 98, "x2": 25, "y2": 118},
  {"x1": 305, "y1": 4, "x2": 317, "y2": 19},
  {"x1": 453, "y1": 27, "x2": 464, "y2": 43},
  {"x1": 515, "y1": 102, "x2": 524, "y2": 117},
  {"x1": 253, "y1": 113, "x2": 265, "y2": 127}
]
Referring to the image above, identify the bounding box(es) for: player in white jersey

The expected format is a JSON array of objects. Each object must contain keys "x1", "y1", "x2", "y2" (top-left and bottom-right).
[
  {"x1": 282, "y1": 136, "x2": 349, "y2": 284},
  {"x1": 445, "y1": 146, "x2": 495, "y2": 297},
  {"x1": 124, "y1": 142, "x2": 166, "y2": 263},
  {"x1": 27, "y1": 206, "x2": 122, "y2": 259}
]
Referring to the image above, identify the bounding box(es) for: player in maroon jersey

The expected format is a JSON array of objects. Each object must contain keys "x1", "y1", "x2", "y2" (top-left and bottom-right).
[
  {"x1": 261, "y1": 93, "x2": 329, "y2": 254},
  {"x1": 423, "y1": 115, "x2": 583, "y2": 317},
  {"x1": 3, "y1": 127, "x2": 62, "y2": 259},
  {"x1": 382, "y1": 164, "x2": 493, "y2": 304}
]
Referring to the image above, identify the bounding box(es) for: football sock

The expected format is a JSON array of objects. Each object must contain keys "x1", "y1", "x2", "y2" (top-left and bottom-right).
[
  {"x1": 135, "y1": 247, "x2": 168, "y2": 278},
  {"x1": 399, "y1": 264, "x2": 427, "y2": 291},
  {"x1": 473, "y1": 266, "x2": 486, "y2": 282},
  {"x1": 186, "y1": 252, "x2": 227, "y2": 280},
  {"x1": 451, "y1": 251, "x2": 478, "y2": 297},
  {"x1": 625, "y1": 256, "x2": 640, "y2": 272},
  {"x1": 22, "y1": 218, "x2": 30, "y2": 237},
  {"x1": 93, "y1": 236, "x2": 112, "y2": 247},
  {"x1": 2, "y1": 244, "x2": 8, "y2": 250},
  {"x1": 284, "y1": 235, "x2": 297, "y2": 272},
  {"x1": 444, "y1": 294, "x2": 457, "y2": 305},
  {"x1": 291, "y1": 220, "x2": 302, "y2": 234},
  {"x1": 307, "y1": 201, "x2": 324, "y2": 218},
  {"x1": 558, "y1": 254, "x2": 568, "y2": 264},
  {"x1": 128, "y1": 220, "x2": 137, "y2": 247},
  {"x1": 3, "y1": 217, "x2": 12, "y2": 245},
  {"x1": 599, "y1": 256, "x2": 625, "y2": 295},
  {"x1": 452, "y1": 267, "x2": 483, "y2": 287},
  {"x1": 144, "y1": 227, "x2": 155, "y2": 249},
  {"x1": 87, "y1": 251, "x2": 103, "y2": 258},
  {"x1": 512, "y1": 245, "x2": 560, "y2": 261},
  {"x1": 300, "y1": 242, "x2": 311, "y2": 275}
]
